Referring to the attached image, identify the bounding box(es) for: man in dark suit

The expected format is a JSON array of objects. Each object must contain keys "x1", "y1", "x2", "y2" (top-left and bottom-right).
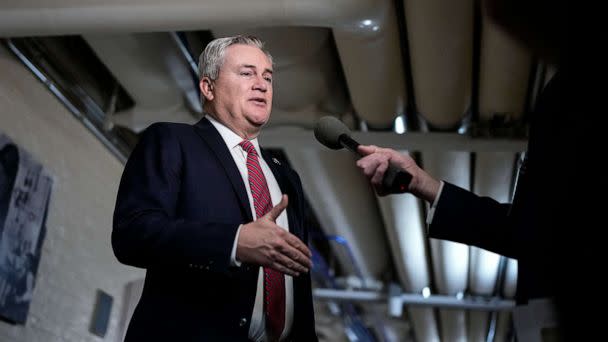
[
  {"x1": 355, "y1": 0, "x2": 603, "y2": 340},
  {"x1": 112, "y1": 35, "x2": 317, "y2": 341}
]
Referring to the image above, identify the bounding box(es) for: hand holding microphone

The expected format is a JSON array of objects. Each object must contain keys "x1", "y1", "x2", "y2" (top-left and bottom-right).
[{"x1": 313, "y1": 116, "x2": 413, "y2": 195}]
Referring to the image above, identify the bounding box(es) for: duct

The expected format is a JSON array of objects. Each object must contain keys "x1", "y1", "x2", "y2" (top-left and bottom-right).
[
  {"x1": 332, "y1": 9, "x2": 406, "y2": 127},
  {"x1": 375, "y1": 155, "x2": 440, "y2": 342},
  {"x1": 467, "y1": 152, "x2": 516, "y2": 342},
  {"x1": 423, "y1": 151, "x2": 471, "y2": 342},
  {"x1": 407, "y1": 309, "x2": 439, "y2": 342},
  {"x1": 478, "y1": 5, "x2": 532, "y2": 122},
  {"x1": 282, "y1": 148, "x2": 390, "y2": 282},
  {"x1": 377, "y1": 185, "x2": 429, "y2": 290},
  {"x1": 403, "y1": 0, "x2": 474, "y2": 128},
  {"x1": 0, "y1": 0, "x2": 406, "y2": 128},
  {"x1": 83, "y1": 33, "x2": 200, "y2": 133}
]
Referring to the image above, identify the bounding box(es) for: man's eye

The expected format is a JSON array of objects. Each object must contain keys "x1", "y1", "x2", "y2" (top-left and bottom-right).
[
  {"x1": 241, "y1": 71, "x2": 252, "y2": 76},
  {"x1": 265, "y1": 77, "x2": 273, "y2": 83}
]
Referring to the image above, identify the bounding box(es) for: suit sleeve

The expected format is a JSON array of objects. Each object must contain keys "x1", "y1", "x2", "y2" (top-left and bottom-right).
[
  {"x1": 429, "y1": 182, "x2": 519, "y2": 259},
  {"x1": 111, "y1": 123, "x2": 239, "y2": 271}
]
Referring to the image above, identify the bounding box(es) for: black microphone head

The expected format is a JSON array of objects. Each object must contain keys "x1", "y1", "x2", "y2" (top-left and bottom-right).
[{"x1": 313, "y1": 116, "x2": 351, "y2": 150}]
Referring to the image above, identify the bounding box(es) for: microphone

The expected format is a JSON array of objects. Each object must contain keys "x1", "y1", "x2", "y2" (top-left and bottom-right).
[{"x1": 313, "y1": 116, "x2": 412, "y2": 194}]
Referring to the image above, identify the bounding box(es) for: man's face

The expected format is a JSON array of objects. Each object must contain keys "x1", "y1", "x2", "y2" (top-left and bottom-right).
[{"x1": 202, "y1": 44, "x2": 273, "y2": 138}]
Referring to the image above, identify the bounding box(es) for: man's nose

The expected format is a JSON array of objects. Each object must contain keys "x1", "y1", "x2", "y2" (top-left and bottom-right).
[{"x1": 253, "y1": 77, "x2": 268, "y2": 92}]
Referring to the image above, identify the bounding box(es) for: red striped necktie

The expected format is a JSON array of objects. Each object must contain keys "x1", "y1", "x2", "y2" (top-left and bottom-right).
[{"x1": 239, "y1": 140, "x2": 285, "y2": 341}]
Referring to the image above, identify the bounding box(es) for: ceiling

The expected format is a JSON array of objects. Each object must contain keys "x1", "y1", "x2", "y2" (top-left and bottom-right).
[{"x1": 0, "y1": 0, "x2": 555, "y2": 341}]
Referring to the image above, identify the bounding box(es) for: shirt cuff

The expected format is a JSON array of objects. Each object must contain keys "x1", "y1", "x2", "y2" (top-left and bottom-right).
[
  {"x1": 426, "y1": 181, "x2": 445, "y2": 225},
  {"x1": 230, "y1": 224, "x2": 243, "y2": 267}
]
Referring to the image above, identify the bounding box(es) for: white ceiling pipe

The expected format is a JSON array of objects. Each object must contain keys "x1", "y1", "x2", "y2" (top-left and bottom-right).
[
  {"x1": 333, "y1": 4, "x2": 406, "y2": 127},
  {"x1": 468, "y1": 248, "x2": 501, "y2": 341},
  {"x1": 424, "y1": 151, "x2": 471, "y2": 294},
  {"x1": 438, "y1": 311, "x2": 467, "y2": 342},
  {"x1": 468, "y1": 246, "x2": 502, "y2": 342},
  {"x1": 282, "y1": 147, "x2": 390, "y2": 281},
  {"x1": 403, "y1": 0, "x2": 474, "y2": 128},
  {"x1": 377, "y1": 188, "x2": 430, "y2": 291},
  {"x1": 468, "y1": 311, "x2": 489, "y2": 342},
  {"x1": 0, "y1": 0, "x2": 388, "y2": 36},
  {"x1": 468, "y1": 152, "x2": 516, "y2": 341},
  {"x1": 478, "y1": 5, "x2": 532, "y2": 121},
  {"x1": 493, "y1": 313, "x2": 512, "y2": 342},
  {"x1": 423, "y1": 151, "x2": 471, "y2": 342},
  {"x1": 376, "y1": 151, "x2": 439, "y2": 341},
  {"x1": 502, "y1": 257, "x2": 518, "y2": 299},
  {"x1": 409, "y1": 309, "x2": 441, "y2": 342},
  {"x1": 0, "y1": 0, "x2": 406, "y2": 127}
]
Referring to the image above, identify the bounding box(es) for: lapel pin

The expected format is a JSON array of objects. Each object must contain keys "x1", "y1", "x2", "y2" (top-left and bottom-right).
[{"x1": 272, "y1": 158, "x2": 281, "y2": 165}]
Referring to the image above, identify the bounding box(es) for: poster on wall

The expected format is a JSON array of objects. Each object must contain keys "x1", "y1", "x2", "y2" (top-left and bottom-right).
[{"x1": 0, "y1": 133, "x2": 52, "y2": 324}]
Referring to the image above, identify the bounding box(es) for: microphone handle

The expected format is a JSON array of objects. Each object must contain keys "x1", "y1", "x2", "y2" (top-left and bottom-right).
[
  {"x1": 383, "y1": 163, "x2": 412, "y2": 194},
  {"x1": 338, "y1": 134, "x2": 362, "y2": 156},
  {"x1": 338, "y1": 134, "x2": 412, "y2": 194}
]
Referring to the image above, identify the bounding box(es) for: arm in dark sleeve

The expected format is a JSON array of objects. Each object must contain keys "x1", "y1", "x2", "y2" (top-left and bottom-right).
[
  {"x1": 428, "y1": 182, "x2": 518, "y2": 259},
  {"x1": 111, "y1": 123, "x2": 239, "y2": 272}
]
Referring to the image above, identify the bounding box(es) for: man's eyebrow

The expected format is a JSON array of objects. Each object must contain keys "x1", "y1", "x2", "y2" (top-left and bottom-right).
[{"x1": 240, "y1": 64, "x2": 273, "y2": 74}]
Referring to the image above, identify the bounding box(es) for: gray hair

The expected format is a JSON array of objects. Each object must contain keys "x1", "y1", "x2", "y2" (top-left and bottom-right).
[{"x1": 198, "y1": 35, "x2": 273, "y2": 81}]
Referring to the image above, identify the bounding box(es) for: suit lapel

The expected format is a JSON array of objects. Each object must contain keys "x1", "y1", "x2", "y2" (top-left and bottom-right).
[
  {"x1": 261, "y1": 149, "x2": 303, "y2": 240},
  {"x1": 194, "y1": 118, "x2": 253, "y2": 222}
]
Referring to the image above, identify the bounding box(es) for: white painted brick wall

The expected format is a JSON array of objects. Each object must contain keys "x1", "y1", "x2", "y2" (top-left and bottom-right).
[{"x1": 0, "y1": 46, "x2": 145, "y2": 342}]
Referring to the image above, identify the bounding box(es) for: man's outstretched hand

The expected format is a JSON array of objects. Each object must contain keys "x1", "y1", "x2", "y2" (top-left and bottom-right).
[{"x1": 237, "y1": 195, "x2": 312, "y2": 276}]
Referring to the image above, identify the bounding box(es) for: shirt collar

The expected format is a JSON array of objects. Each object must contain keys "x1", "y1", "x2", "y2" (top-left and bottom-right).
[{"x1": 205, "y1": 114, "x2": 262, "y2": 155}]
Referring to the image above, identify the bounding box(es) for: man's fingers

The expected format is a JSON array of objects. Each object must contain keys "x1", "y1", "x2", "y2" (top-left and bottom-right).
[
  {"x1": 272, "y1": 246, "x2": 309, "y2": 274},
  {"x1": 278, "y1": 241, "x2": 312, "y2": 270},
  {"x1": 268, "y1": 246, "x2": 303, "y2": 275},
  {"x1": 265, "y1": 194, "x2": 288, "y2": 222},
  {"x1": 357, "y1": 144, "x2": 378, "y2": 156},
  {"x1": 371, "y1": 160, "x2": 389, "y2": 185},
  {"x1": 357, "y1": 156, "x2": 378, "y2": 177},
  {"x1": 285, "y1": 234, "x2": 313, "y2": 261}
]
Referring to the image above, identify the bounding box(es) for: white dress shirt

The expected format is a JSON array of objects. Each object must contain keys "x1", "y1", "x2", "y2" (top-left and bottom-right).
[
  {"x1": 206, "y1": 115, "x2": 294, "y2": 341},
  {"x1": 426, "y1": 180, "x2": 445, "y2": 226}
]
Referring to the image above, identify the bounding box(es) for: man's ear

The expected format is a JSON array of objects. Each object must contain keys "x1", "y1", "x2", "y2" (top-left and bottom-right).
[{"x1": 200, "y1": 77, "x2": 214, "y2": 101}]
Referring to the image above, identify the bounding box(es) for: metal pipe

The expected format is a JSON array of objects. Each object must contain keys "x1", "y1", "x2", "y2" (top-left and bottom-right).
[
  {"x1": 313, "y1": 288, "x2": 515, "y2": 311},
  {"x1": 4, "y1": 38, "x2": 128, "y2": 164}
]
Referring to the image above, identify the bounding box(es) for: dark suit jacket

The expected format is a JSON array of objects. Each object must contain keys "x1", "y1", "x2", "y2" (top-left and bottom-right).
[
  {"x1": 428, "y1": 67, "x2": 605, "y2": 339},
  {"x1": 112, "y1": 118, "x2": 317, "y2": 341}
]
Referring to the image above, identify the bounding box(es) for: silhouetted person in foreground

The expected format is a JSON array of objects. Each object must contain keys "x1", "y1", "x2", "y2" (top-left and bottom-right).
[{"x1": 357, "y1": 0, "x2": 603, "y2": 340}]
